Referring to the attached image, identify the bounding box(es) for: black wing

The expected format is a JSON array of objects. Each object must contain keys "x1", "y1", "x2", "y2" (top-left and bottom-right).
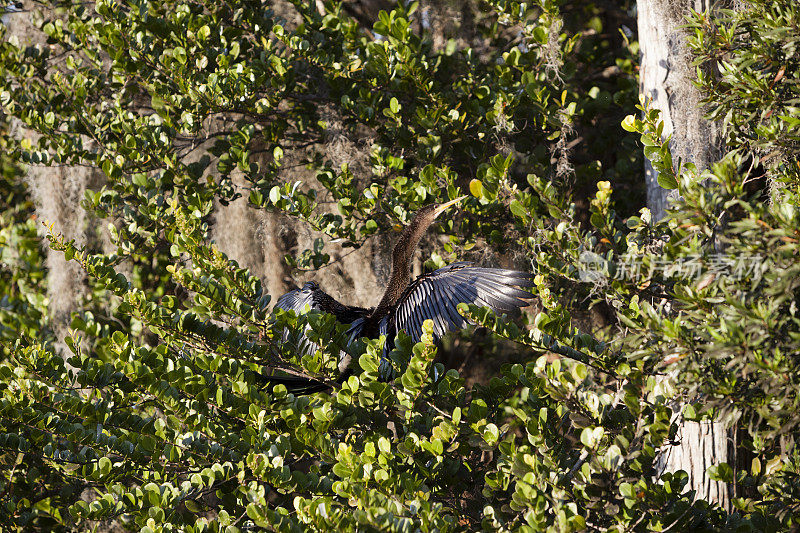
[
  {"x1": 275, "y1": 282, "x2": 368, "y2": 324},
  {"x1": 254, "y1": 374, "x2": 332, "y2": 395},
  {"x1": 383, "y1": 262, "x2": 534, "y2": 344},
  {"x1": 263, "y1": 283, "x2": 335, "y2": 394},
  {"x1": 274, "y1": 281, "x2": 320, "y2": 315},
  {"x1": 274, "y1": 282, "x2": 322, "y2": 357},
  {"x1": 271, "y1": 282, "x2": 368, "y2": 389}
]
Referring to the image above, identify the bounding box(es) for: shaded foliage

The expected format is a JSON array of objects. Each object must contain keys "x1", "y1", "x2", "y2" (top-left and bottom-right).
[{"x1": 0, "y1": 0, "x2": 798, "y2": 531}]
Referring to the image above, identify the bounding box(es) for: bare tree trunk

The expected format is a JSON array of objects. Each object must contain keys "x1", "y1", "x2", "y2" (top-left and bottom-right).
[
  {"x1": 637, "y1": 0, "x2": 731, "y2": 510},
  {"x1": 658, "y1": 415, "x2": 731, "y2": 510},
  {"x1": 638, "y1": 0, "x2": 724, "y2": 218}
]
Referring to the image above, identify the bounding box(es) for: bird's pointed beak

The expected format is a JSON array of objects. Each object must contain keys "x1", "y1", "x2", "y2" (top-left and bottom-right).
[{"x1": 433, "y1": 195, "x2": 467, "y2": 219}]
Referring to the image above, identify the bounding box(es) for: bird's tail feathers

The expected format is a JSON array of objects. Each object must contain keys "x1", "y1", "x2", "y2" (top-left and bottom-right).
[{"x1": 256, "y1": 373, "x2": 332, "y2": 395}]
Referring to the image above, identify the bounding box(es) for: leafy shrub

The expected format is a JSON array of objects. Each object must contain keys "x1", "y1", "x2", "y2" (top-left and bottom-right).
[{"x1": 0, "y1": 0, "x2": 798, "y2": 531}]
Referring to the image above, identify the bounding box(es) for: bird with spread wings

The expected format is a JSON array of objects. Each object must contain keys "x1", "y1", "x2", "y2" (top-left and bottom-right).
[{"x1": 269, "y1": 197, "x2": 534, "y2": 391}]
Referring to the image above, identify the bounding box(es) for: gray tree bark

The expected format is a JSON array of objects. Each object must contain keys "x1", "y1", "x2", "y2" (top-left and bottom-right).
[
  {"x1": 638, "y1": 0, "x2": 724, "y2": 218},
  {"x1": 637, "y1": 0, "x2": 731, "y2": 510}
]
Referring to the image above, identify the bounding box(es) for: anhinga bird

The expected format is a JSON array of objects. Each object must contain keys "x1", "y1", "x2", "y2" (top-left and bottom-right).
[{"x1": 268, "y1": 197, "x2": 534, "y2": 392}]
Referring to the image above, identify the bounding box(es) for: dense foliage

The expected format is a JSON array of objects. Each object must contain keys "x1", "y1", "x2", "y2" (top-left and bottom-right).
[{"x1": 0, "y1": 0, "x2": 798, "y2": 531}]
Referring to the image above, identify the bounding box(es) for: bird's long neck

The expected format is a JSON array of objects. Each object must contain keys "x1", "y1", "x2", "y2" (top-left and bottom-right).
[{"x1": 372, "y1": 212, "x2": 432, "y2": 317}]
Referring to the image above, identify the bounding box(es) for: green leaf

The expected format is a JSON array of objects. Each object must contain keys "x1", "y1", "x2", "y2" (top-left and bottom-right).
[
  {"x1": 173, "y1": 46, "x2": 187, "y2": 65},
  {"x1": 482, "y1": 423, "x2": 499, "y2": 445},
  {"x1": 269, "y1": 186, "x2": 281, "y2": 204},
  {"x1": 469, "y1": 179, "x2": 483, "y2": 198},
  {"x1": 359, "y1": 353, "x2": 378, "y2": 373},
  {"x1": 751, "y1": 457, "x2": 761, "y2": 476},
  {"x1": 509, "y1": 200, "x2": 527, "y2": 219},
  {"x1": 656, "y1": 172, "x2": 679, "y2": 190},
  {"x1": 580, "y1": 426, "x2": 604, "y2": 448},
  {"x1": 98, "y1": 457, "x2": 111, "y2": 476},
  {"x1": 621, "y1": 114, "x2": 637, "y2": 132}
]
